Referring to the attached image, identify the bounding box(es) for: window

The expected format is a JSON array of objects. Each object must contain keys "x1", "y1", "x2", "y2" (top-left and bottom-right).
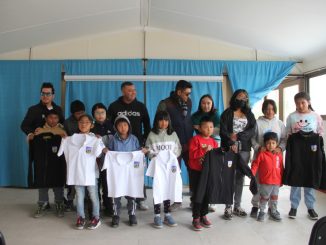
[{"x1": 309, "y1": 74, "x2": 326, "y2": 118}]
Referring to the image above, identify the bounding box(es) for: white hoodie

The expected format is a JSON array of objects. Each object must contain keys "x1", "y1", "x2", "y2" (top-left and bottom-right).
[{"x1": 251, "y1": 116, "x2": 286, "y2": 157}]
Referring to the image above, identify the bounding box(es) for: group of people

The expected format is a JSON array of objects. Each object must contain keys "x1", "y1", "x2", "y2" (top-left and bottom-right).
[{"x1": 21, "y1": 79, "x2": 325, "y2": 232}]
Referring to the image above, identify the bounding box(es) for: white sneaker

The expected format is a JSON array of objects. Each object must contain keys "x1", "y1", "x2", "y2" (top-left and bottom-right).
[
  {"x1": 208, "y1": 204, "x2": 217, "y2": 212},
  {"x1": 137, "y1": 201, "x2": 149, "y2": 210}
]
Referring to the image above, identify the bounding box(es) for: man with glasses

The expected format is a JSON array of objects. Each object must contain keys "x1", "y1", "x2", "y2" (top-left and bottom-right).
[
  {"x1": 157, "y1": 80, "x2": 194, "y2": 212},
  {"x1": 21, "y1": 82, "x2": 64, "y2": 140}
]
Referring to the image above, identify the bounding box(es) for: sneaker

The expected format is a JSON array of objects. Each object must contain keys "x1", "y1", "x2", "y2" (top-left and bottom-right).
[
  {"x1": 208, "y1": 204, "x2": 217, "y2": 212},
  {"x1": 111, "y1": 215, "x2": 120, "y2": 228},
  {"x1": 153, "y1": 216, "x2": 163, "y2": 229},
  {"x1": 223, "y1": 207, "x2": 233, "y2": 220},
  {"x1": 257, "y1": 212, "x2": 265, "y2": 222},
  {"x1": 288, "y1": 208, "x2": 297, "y2": 219},
  {"x1": 192, "y1": 218, "x2": 203, "y2": 231},
  {"x1": 88, "y1": 217, "x2": 101, "y2": 230},
  {"x1": 136, "y1": 201, "x2": 149, "y2": 211},
  {"x1": 200, "y1": 216, "x2": 212, "y2": 228},
  {"x1": 76, "y1": 217, "x2": 86, "y2": 230},
  {"x1": 55, "y1": 202, "x2": 64, "y2": 218},
  {"x1": 34, "y1": 203, "x2": 50, "y2": 218},
  {"x1": 270, "y1": 211, "x2": 282, "y2": 221},
  {"x1": 308, "y1": 209, "x2": 318, "y2": 220},
  {"x1": 65, "y1": 200, "x2": 74, "y2": 212},
  {"x1": 169, "y1": 203, "x2": 182, "y2": 212},
  {"x1": 129, "y1": 215, "x2": 138, "y2": 226},
  {"x1": 250, "y1": 207, "x2": 259, "y2": 218},
  {"x1": 233, "y1": 207, "x2": 247, "y2": 217},
  {"x1": 164, "y1": 215, "x2": 177, "y2": 227}
]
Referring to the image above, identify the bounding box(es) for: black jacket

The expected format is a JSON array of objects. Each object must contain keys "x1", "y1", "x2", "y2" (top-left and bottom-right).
[
  {"x1": 108, "y1": 97, "x2": 150, "y2": 146},
  {"x1": 91, "y1": 120, "x2": 115, "y2": 137},
  {"x1": 195, "y1": 148, "x2": 254, "y2": 204},
  {"x1": 220, "y1": 107, "x2": 256, "y2": 151},
  {"x1": 28, "y1": 133, "x2": 66, "y2": 188},
  {"x1": 21, "y1": 101, "x2": 64, "y2": 135},
  {"x1": 157, "y1": 93, "x2": 193, "y2": 145},
  {"x1": 283, "y1": 131, "x2": 326, "y2": 189}
]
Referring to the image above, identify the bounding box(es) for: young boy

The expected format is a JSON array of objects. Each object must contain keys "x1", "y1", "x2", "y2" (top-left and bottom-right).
[
  {"x1": 30, "y1": 109, "x2": 66, "y2": 218},
  {"x1": 188, "y1": 116, "x2": 218, "y2": 231},
  {"x1": 102, "y1": 115, "x2": 142, "y2": 228},
  {"x1": 251, "y1": 132, "x2": 284, "y2": 222}
]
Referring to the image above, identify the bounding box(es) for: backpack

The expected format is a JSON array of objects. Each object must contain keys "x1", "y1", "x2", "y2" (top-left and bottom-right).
[{"x1": 309, "y1": 216, "x2": 326, "y2": 245}]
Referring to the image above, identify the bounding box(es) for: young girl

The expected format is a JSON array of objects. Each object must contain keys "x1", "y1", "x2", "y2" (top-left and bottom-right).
[
  {"x1": 286, "y1": 92, "x2": 324, "y2": 220},
  {"x1": 189, "y1": 116, "x2": 218, "y2": 231},
  {"x1": 145, "y1": 110, "x2": 182, "y2": 228},
  {"x1": 58, "y1": 114, "x2": 104, "y2": 230}
]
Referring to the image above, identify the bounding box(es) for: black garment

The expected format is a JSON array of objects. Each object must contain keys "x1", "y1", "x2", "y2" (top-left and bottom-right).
[
  {"x1": 194, "y1": 148, "x2": 254, "y2": 205},
  {"x1": 190, "y1": 169, "x2": 209, "y2": 218},
  {"x1": 219, "y1": 107, "x2": 256, "y2": 151},
  {"x1": 108, "y1": 97, "x2": 150, "y2": 146},
  {"x1": 91, "y1": 120, "x2": 115, "y2": 136},
  {"x1": 154, "y1": 200, "x2": 171, "y2": 214},
  {"x1": 21, "y1": 101, "x2": 64, "y2": 135},
  {"x1": 283, "y1": 131, "x2": 326, "y2": 189},
  {"x1": 157, "y1": 93, "x2": 193, "y2": 145},
  {"x1": 28, "y1": 133, "x2": 66, "y2": 188},
  {"x1": 63, "y1": 115, "x2": 79, "y2": 136}
]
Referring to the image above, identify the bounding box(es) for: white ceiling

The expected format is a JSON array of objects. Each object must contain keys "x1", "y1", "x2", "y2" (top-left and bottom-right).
[{"x1": 1, "y1": 0, "x2": 326, "y2": 61}]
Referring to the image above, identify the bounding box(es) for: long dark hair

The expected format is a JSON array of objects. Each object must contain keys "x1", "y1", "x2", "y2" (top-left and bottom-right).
[
  {"x1": 152, "y1": 110, "x2": 174, "y2": 135},
  {"x1": 195, "y1": 94, "x2": 217, "y2": 116},
  {"x1": 262, "y1": 99, "x2": 277, "y2": 114},
  {"x1": 229, "y1": 89, "x2": 251, "y2": 113},
  {"x1": 294, "y1": 92, "x2": 314, "y2": 111}
]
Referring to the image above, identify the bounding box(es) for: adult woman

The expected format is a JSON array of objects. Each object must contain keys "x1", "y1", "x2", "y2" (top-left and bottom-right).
[
  {"x1": 250, "y1": 99, "x2": 286, "y2": 219},
  {"x1": 220, "y1": 89, "x2": 256, "y2": 220}
]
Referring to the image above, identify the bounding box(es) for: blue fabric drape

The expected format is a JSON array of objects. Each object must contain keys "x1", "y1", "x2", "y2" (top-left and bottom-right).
[
  {"x1": 63, "y1": 59, "x2": 144, "y2": 117},
  {"x1": 225, "y1": 61, "x2": 295, "y2": 106},
  {"x1": 0, "y1": 61, "x2": 62, "y2": 186},
  {"x1": 146, "y1": 59, "x2": 225, "y2": 185}
]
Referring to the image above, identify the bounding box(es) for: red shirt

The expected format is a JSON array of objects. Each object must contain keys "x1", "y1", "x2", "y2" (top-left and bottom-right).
[
  {"x1": 189, "y1": 135, "x2": 218, "y2": 171},
  {"x1": 251, "y1": 151, "x2": 283, "y2": 185}
]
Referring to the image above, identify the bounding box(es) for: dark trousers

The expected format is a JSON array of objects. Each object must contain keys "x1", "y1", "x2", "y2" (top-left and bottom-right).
[
  {"x1": 154, "y1": 200, "x2": 171, "y2": 214},
  {"x1": 100, "y1": 170, "x2": 113, "y2": 213},
  {"x1": 190, "y1": 169, "x2": 209, "y2": 219}
]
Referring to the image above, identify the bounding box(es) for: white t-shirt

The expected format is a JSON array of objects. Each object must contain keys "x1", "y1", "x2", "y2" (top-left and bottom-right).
[
  {"x1": 146, "y1": 151, "x2": 182, "y2": 205},
  {"x1": 58, "y1": 133, "x2": 104, "y2": 186},
  {"x1": 102, "y1": 150, "x2": 145, "y2": 198}
]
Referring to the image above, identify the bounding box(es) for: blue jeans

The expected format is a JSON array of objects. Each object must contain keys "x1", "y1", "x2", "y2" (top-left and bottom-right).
[
  {"x1": 75, "y1": 182, "x2": 99, "y2": 219},
  {"x1": 290, "y1": 187, "x2": 315, "y2": 210}
]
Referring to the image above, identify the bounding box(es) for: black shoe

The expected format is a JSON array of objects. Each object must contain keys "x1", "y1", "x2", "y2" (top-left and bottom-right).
[
  {"x1": 288, "y1": 208, "x2": 297, "y2": 219},
  {"x1": 250, "y1": 207, "x2": 258, "y2": 218},
  {"x1": 129, "y1": 215, "x2": 138, "y2": 226},
  {"x1": 223, "y1": 207, "x2": 233, "y2": 220},
  {"x1": 308, "y1": 209, "x2": 318, "y2": 220},
  {"x1": 65, "y1": 200, "x2": 74, "y2": 212},
  {"x1": 111, "y1": 215, "x2": 120, "y2": 228}
]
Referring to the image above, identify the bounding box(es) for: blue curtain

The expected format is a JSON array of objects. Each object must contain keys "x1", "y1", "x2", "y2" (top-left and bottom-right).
[
  {"x1": 63, "y1": 59, "x2": 144, "y2": 117},
  {"x1": 225, "y1": 61, "x2": 295, "y2": 106},
  {"x1": 146, "y1": 59, "x2": 225, "y2": 185},
  {"x1": 0, "y1": 61, "x2": 62, "y2": 187}
]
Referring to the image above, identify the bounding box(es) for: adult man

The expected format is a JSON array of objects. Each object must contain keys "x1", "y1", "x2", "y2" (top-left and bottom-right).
[
  {"x1": 21, "y1": 82, "x2": 64, "y2": 139},
  {"x1": 108, "y1": 81, "x2": 151, "y2": 210},
  {"x1": 157, "y1": 80, "x2": 194, "y2": 211}
]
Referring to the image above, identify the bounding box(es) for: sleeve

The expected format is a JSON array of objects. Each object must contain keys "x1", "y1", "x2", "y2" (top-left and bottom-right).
[
  {"x1": 236, "y1": 153, "x2": 254, "y2": 178},
  {"x1": 145, "y1": 158, "x2": 155, "y2": 177},
  {"x1": 142, "y1": 106, "x2": 151, "y2": 143},
  {"x1": 251, "y1": 153, "x2": 262, "y2": 176},
  {"x1": 101, "y1": 152, "x2": 110, "y2": 171},
  {"x1": 194, "y1": 150, "x2": 210, "y2": 203},
  {"x1": 213, "y1": 139, "x2": 218, "y2": 149},
  {"x1": 145, "y1": 133, "x2": 156, "y2": 160},
  {"x1": 94, "y1": 138, "x2": 105, "y2": 157},
  {"x1": 107, "y1": 103, "x2": 116, "y2": 125},
  {"x1": 283, "y1": 135, "x2": 292, "y2": 185},
  {"x1": 189, "y1": 137, "x2": 203, "y2": 163},
  {"x1": 108, "y1": 135, "x2": 115, "y2": 150},
  {"x1": 57, "y1": 138, "x2": 66, "y2": 156},
  {"x1": 174, "y1": 133, "x2": 182, "y2": 157},
  {"x1": 219, "y1": 109, "x2": 235, "y2": 147},
  {"x1": 278, "y1": 120, "x2": 287, "y2": 151},
  {"x1": 21, "y1": 107, "x2": 35, "y2": 135},
  {"x1": 134, "y1": 136, "x2": 140, "y2": 150},
  {"x1": 285, "y1": 114, "x2": 293, "y2": 137},
  {"x1": 237, "y1": 111, "x2": 256, "y2": 141},
  {"x1": 251, "y1": 124, "x2": 260, "y2": 152},
  {"x1": 316, "y1": 114, "x2": 324, "y2": 136},
  {"x1": 28, "y1": 138, "x2": 35, "y2": 187}
]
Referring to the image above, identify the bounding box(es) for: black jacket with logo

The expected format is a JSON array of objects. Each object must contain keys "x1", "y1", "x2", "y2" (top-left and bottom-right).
[
  {"x1": 28, "y1": 133, "x2": 66, "y2": 188},
  {"x1": 194, "y1": 148, "x2": 255, "y2": 204},
  {"x1": 283, "y1": 131, "x2": 326, "y2": 189},
  {"x1": 108, "y1": 97, "x2": 150, "y2": 146},
  {"x1": 21, "y1": 101, "x2": 64, "y2": 135}
]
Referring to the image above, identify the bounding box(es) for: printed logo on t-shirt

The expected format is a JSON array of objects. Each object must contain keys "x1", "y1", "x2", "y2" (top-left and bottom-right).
[
  {"x1": 293, "y1": 114, "x2": 316, "y2": 132},
  {"x1": 227, "y1": 161, "x2": 233, "y2": 168},
  {"x1": 134, "y1": 161, "x2": 140, "y2": 168},
  {"x1": 201, "y1": 144, "x2": 207, "y2": 149},
  {"x1": 52, "y1": 146, "x2": 58, "y2": 153},
  {"x1": 311, "y1": 145, "x2": 317, "y2": 152},
  {"x1": 85, "y1": 146, "x2": 92, "y2": 154},
  {"x1": 171, "y1": 165, "x2": 177, "y2": 173},
  {"x1": 117, "y1": 111, "x2": 141, "y2": 117}
]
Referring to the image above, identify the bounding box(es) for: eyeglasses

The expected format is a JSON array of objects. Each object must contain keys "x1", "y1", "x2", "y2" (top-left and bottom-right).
[
  {"x1": 40, "y1": 92, "x2": 53, "y2": 97},
  {"x1": 95, "y1": 111, "x2": 106, "y2": 115}
]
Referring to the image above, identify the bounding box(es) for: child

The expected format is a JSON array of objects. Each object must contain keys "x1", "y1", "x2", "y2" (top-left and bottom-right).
[
  {"x1": 285, "y1": 92, "x2": 324, "y2": 220},
  {"x1": 102, "y1": 115, "x2": 142, "y2": 228},
  {"x1": 30, "y1": 109, "x2": 66, "y2": 218},
  {"x1": 91, "y1": 103, "x2": 115, "y2": 217},
  {"x1": 58, "y1": 114, "x2": 104, "y2": 230},
  {"x1": 188, "y1": 116, "x2": 218, "y2": 231},
  {"x1": 251, "y1": 132, "x2": 283, "y2": 222},
  {"x1": 145, "y1": 110, "x2": 182, "y2": 228}
]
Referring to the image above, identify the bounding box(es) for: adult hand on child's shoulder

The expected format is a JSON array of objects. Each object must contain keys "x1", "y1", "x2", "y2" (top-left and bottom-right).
[
  {"x1": 28, "y1": 133, "x2": 35, "y2": 141},
  {"x1": 34, "y1": 127, "x2": 42, "y2": 135},
  {"x1": 141, "y1": 147, "x2": 149, "y2": 154},
  {"x1": 102, "y1": 147, "x2": 109, "y2": 154}
]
